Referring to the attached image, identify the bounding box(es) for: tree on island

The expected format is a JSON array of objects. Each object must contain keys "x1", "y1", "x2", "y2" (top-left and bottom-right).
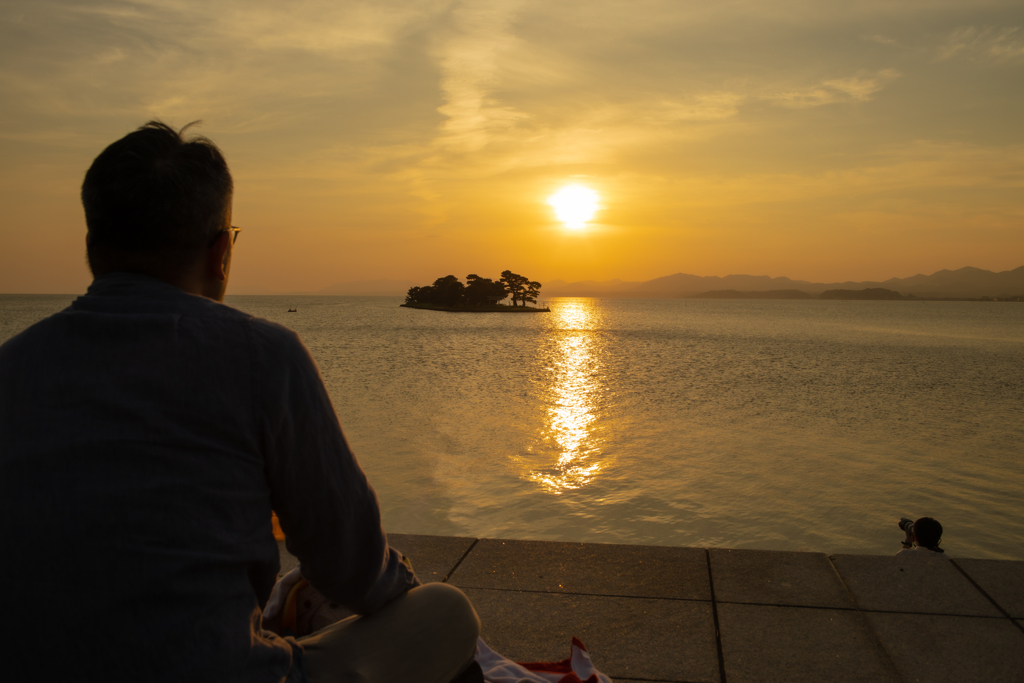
[
  {"x1": 430, "y1": 274, "x2": 466, "y2": 306},
  {"x1": 499, "y1": 270, "x2": 542, "y2": 307},
  {"x1": 522, "y1": 279, "x2": 542, "y2": 307},
  {"x1": 405, "y1": 275, "x2": 466, "y2": 307},
  {"x1": 404, "y1": 286, "x2": 427, "y2": 305},
  {"x1": 464, "y1": 274, "x2": 508, "y2": 307}
]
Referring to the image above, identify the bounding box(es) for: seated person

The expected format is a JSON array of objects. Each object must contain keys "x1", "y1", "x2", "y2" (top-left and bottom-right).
[
  {"x1": 897, "y1": 517, "x2": 948, "y2": 558},
  {"x1": 0, "y1": 121, "x2": 480, "y2": 683}
]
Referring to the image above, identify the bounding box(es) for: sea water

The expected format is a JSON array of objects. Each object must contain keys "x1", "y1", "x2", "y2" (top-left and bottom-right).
[{"x1": 3, "y1": 294, "x2": 1022, "y2": 559}]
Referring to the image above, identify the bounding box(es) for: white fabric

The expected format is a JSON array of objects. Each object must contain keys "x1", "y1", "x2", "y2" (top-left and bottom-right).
[
  {"x1": 475, "y1": 638, "x2": 612, "y2": 683},
  {"x1": 264, "y1": 566, "x2": 304, "y2": 621}
]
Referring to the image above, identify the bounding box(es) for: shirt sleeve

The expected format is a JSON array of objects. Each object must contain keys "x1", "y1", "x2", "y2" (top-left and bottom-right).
[{"x1": 251, "y1": 321, "x2": 419, "y2": 615}]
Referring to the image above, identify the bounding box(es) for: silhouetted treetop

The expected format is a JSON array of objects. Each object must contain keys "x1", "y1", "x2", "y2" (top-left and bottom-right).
[{"x1": 499, "y1": 270, "x2": 542, "y2": 307}]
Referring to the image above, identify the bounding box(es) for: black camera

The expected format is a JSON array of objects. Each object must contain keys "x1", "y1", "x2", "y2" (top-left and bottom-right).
[{"x1": 898, "y1": 517, "x2": 914, "y2": 535}]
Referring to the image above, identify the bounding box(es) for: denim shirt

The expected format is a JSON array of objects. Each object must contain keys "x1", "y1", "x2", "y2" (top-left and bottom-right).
[{"x1": 0, "y1": 273, "x2": 418, "y2": 682}]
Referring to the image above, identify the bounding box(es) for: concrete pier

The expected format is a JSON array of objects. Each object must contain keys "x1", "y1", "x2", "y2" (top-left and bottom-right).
[{"x1": 279, "y1": 534, "x2": 1024, "y2": 682}]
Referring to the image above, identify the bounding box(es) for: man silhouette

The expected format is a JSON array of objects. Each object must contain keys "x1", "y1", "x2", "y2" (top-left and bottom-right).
[{"x1": 0, "y1": 121, "x2": 480, "y2": 682}]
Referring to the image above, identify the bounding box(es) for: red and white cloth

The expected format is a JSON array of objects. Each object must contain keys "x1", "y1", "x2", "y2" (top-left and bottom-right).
[{"x1": 476, "y1": 637, "x2": 612, "y2": 683}]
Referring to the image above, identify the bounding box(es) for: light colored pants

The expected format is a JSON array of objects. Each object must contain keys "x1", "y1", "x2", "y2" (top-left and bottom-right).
[{"x1": 298, "y1": 583, "x2": 480, "y2": 683}]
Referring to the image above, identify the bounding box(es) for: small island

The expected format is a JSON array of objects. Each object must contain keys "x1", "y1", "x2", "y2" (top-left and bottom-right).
[{"x1": 402, "y1": 271, "x2": 549, "y2": 312}]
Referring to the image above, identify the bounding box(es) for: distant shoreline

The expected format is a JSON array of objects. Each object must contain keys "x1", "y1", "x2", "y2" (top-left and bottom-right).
[{"x1": 684, "y1": 288, "x2": 1024, "y2": 302}]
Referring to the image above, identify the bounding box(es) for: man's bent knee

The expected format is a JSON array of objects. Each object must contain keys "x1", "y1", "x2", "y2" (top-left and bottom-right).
[
  {"x1": 408, "y1": 583, "x2": 480, "y2": 648},
  {"x1": 300, "y1": 582, "x2": 480, "y2": 683},
  {"x1": 404, "y1": 584, "x2": 480, "y2": 683}
]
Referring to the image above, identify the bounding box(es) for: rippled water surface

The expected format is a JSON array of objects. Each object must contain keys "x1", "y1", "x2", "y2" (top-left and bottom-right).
[{"x1": 3, "y1": 294, "x2": 1022, "y2": 559}]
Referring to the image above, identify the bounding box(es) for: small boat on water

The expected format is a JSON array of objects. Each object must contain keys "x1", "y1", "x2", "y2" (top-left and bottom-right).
[{"x1": 287, "y1": 307, "x2": 297, "y2": 313}]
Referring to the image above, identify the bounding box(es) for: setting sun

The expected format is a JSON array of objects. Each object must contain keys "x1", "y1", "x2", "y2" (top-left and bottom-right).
[{"x1": 548, "y1": 185, "x2": 599, "y2": 229}]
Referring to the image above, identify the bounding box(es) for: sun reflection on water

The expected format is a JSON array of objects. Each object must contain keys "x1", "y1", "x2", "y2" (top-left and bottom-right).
[{"x1": 524, "y1": 299, "x2": 608, "y2": 494}]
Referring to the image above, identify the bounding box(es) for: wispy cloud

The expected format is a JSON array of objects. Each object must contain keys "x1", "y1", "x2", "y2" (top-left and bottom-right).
[
  {"x1": 864, "y1": 34, "x2": 899, "y2": 47},
  {"x1": 938, "y1": 26, "x2": 1024, "y2": 62},
  {"x1": 769, "y1": 69, "x2": 900, "y2": 108},
  {"x1": 659, "y1": 92, "x2": 745, "y2": 122},
  {"x1": 0, "y1": 0, "x2": 447, "y2": 126},
  {"x1": 433, "y1": 0, "x2": 530, "y2": 152},
  {"x1": 65, "y1": 0, "x2": 444, "y2": 55}
]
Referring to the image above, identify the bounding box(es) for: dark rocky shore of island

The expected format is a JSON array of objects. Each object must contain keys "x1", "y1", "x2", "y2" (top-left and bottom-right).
[{"x1": 400, "y1": 302, "x2": 549, "y2": 312}]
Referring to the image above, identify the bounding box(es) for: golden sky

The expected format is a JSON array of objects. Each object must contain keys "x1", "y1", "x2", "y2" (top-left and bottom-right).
[{"x1": 1, "y1": 0, "x2": 1022, "y2": 293}]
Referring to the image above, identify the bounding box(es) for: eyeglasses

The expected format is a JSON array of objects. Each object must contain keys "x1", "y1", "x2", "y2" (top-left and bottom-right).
[{"x1": 209, "y1": 226, "x2": 241, "y2": 246}]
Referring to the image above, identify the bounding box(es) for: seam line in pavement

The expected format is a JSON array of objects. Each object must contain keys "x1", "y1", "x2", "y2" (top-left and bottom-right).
[
  {"x1": 852, "y1": 607, "x2": 1008, "y2": 618},
  {"x1": 950, "y1": 559, "x2": 1023, "y2": 634},
  {"x1": 705, "y1": 549, "x2": 727, "y2": 683},
  {"x1": 443, "y1": 538, "x2": 479, "y2": 583},
  {"x1": 715, "y1": 600, "x2": 857, "y2": 611},
  {"x1": 450, "y1": 586, "x2": 715, "y2": 602},
  {"x1": 827, "y1": 554, "x2": 904, "y2": 683},
  {"x1": 713, "y1": 600, "x2": 1011, "y2": 618}
]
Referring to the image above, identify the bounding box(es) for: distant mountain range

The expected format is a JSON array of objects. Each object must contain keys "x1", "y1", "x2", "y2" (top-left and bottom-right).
[
  {"x1": 312, "y1": 267, "x2": 1024, "y2": 300},
  {"x1": 545, "y1": 266, "x2": 1024, "y2": 300}
]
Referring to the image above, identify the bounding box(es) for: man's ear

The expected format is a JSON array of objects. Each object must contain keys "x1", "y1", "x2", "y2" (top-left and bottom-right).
[{"x1": 206, "y1": 231, "x2": 231, "y2": 281}]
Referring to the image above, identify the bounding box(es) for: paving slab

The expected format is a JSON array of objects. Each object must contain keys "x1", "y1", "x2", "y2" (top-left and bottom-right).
[
  {"x1": 449, "y1": 538, "x2": 710, "y2": 600},
  {"x1": 709, "y1": 548, "x2": 854, "y2": 609},
  {"x1": 830, "y1": 554, "x2": 1001, "y2": 616},
  {"x1": 954, "y1": 558, "x2": 1024, "y2": 618},
  {"x1": 386, "y1": 533, "x2": 477, "y2": 583},
  {"x1": 464, "y1": 587, "x2": 719, "y2": 683},
  {"x1": 865, "y1": 611, "x2": 1024, "y2": 683},
  {"x1": 717, "y1": 603, "x2": 898, "y2": 683}
]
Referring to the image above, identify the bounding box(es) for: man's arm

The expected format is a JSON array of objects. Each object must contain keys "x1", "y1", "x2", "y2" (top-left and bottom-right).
[{"x1": 253, "y1": 322, "x2": 418, "y2": 615}]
